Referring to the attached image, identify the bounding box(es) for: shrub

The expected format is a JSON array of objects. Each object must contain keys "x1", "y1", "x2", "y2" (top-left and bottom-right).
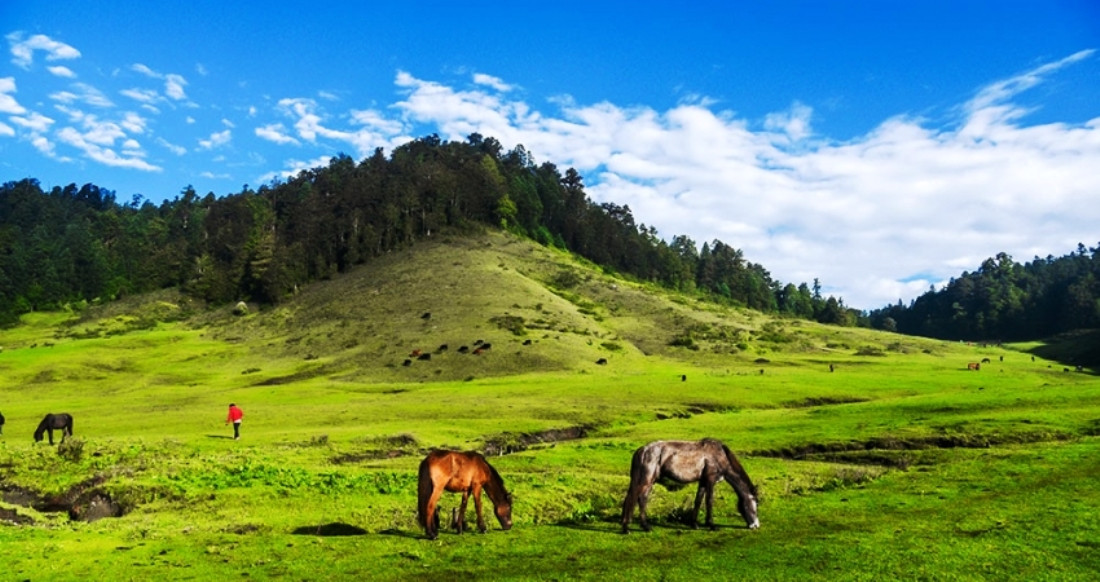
[{"x1": 57, "y1": 438, "x2": 85, "y2": 463}]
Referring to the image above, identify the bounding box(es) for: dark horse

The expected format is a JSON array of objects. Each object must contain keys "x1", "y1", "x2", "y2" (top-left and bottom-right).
[
  {"x1": 417, "y1": 450, "x2": 513, "y2": 540},
  {"x1": 621, "y1": 438, "x2": 759, "y2": 533},
  {"x1": 33, "y1": 413, "x2": 74, "y2": 445}
]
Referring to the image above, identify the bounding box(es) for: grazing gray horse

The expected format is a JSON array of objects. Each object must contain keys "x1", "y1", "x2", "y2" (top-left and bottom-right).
[{"x1": 621, "y1": 438, "x2": 759, "y2": 533}]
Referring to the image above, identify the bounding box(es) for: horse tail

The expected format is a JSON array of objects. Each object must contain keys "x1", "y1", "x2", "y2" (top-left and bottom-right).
[
  {"x1": 621, "y1": 445, "x2": 646, "y2": 525},
  {"x1": 67, "y1": 414, "x2": 74, "y2": 435},
  {"x1": 416, "y1": 455, "x2": 433, "y2": 528}
]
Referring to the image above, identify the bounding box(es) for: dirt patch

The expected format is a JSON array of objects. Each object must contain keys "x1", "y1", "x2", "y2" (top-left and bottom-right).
[
  {"x1": 753, "y1": 430, "x2": 1076, "y2": 465},
  {"x1": 0, "y1": 474, "x2": 126, "y2": 522},
  {"x1": 482, "y1": 424, "x2": 596, "y2": 456},
  {"x1": 331, "y1": 449, "x2": 410, "y2": 464},
  {"x1": 0, "y1": 506, "x2": 34, "y2": 525},
  {"x1": 781, "y1": 396, "x2": 870, "y2": 408}
]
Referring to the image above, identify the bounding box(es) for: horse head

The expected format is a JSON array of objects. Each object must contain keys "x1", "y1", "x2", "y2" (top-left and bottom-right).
[
  {"x1": 494, "y1": 492, "x2": 513, "y2": 530},
  {"x1": 738, "y1": 488, "x2": 760, "y2": 530}
]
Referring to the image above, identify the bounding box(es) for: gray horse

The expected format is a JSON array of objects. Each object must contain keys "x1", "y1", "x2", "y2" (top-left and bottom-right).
[{"x1": 621, "y1": 438, "x2": 759, "y2": 533}]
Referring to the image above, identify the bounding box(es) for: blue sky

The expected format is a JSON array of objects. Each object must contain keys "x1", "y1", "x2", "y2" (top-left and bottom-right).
[{"x1": 3, "y1": 1, "x2": 1099, "y2": 309}]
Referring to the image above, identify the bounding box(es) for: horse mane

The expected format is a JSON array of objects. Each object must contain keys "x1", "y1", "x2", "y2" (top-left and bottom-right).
[
  {"x1": 479, "y1": 453, "x2": 511, "y2": 504},
  {"x1": 720, "y1": 443, "x2": 757, "y2": 497},
  {"x1": 33, "y1": 414, "x2": 51, "y2": 440}
]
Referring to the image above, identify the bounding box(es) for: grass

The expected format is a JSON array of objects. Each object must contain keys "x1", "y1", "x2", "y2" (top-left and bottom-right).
[{"x1": 1, "y1": 231, "x2": 1098, "y2": 580}]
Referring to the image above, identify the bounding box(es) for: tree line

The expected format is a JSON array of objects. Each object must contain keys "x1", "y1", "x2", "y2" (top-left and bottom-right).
[
  {"x1": 1, "y1": 133, "x2": 859, "y2": 327},
  {"x1": 868, "y1": 246, "x2": 1100, "y2": 341}
]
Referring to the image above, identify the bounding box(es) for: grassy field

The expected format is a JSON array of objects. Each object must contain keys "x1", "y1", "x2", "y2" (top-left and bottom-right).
[{"x1": 1, "y1": 231, "x2": 1098, "y2": 581}]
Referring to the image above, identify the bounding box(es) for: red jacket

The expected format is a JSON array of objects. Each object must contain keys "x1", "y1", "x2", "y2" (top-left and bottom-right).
[{"x1": 227, "y1": 406, "x2": 243, "y2": 422}]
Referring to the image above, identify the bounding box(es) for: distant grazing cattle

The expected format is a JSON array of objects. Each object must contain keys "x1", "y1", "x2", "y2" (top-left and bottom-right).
[
  {"x1": 522, "y1": 339, "x2": 532, "y2": 346},
  {"x1": 999, "y1": 355, "x2": 1004, "y2": 362},
  {"x1": 0, "y1": 410, "x2": 5, "y2": 434},
  {"x1": 473, "y1": 348, "x2": 483, "y2": 355},
  {"x1": 596, "y1": 358, "x2": 608, "y2": 365},
  {"x1": 681, "y1": 375, "x2": 687, "y2": 382},
  {"x1": 411, "y1": 349, "x2": 422, "y2": 357},
  {"x1": 829, "y1": 364, "x2": 835, "y2": 373},
  {"x1": 474, "y1": 339, "x2": 483, "y2": 346},
  {"x1": 417, "y1": 353, "x2": 432, "y2": 361},
  {"x1": 759, "y1": 369, "x2": 765, "y2": 375},
  {"x1": 458, "y1": 346, "x2": 469, "y2": 353},
  {"x1": 421, "y1": 312, "x2": 431, "y2": 319},
  {"x1": 480, "y1": 343, "x2": 492, "y2": 350},
  {"x1": 967, "y1": 362, "x2": 981, "y2": 371},
  {"x1": 981, "y1": 358, "x2": 991, "y2": 364},
  {"x1": 1064, "y1": 367, "x2": 1070, "y2": 372},
  {"x1": 402, "y1": 359, "x2": 412, "y2": 367},
  {"x1": 437, "y1": 344, "x2": 448, "y2": 352}
]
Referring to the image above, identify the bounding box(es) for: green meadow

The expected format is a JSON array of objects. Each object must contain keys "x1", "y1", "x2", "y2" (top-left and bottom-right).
[{"x1": 1, "y1": 232, "x2": 1098, "y2": 580}]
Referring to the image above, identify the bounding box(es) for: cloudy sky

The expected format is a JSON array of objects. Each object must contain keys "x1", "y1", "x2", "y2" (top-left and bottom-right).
[{"x1": 2, "y1": 1, "x2": 1099, "y2": 309}]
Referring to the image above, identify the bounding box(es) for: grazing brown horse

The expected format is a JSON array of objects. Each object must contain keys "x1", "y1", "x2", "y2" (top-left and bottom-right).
[
  {"x1": 417, "y1": 450, "x2": 513, "y2": 540},
  {"x1": 621, "y1": 438, "x2": 759, "y2": 533}
]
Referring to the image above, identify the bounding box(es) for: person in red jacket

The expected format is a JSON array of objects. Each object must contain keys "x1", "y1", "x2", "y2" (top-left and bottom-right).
[{"x1": 226, "y1": 403, "x2": 243, "y2": 440}]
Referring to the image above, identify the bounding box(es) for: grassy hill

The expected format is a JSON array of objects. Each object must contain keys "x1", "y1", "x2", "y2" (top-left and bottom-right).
[{"x1": 1, "y1": 230, "x2": 1097, "y2": 580}]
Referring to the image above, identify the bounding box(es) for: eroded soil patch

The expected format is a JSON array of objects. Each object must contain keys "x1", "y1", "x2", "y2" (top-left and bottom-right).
[
  {"x1": 753, "y1": 430, "x2": 1076, "y2": 467},
  {"x1": 482, "y1": 424, "x2": 596, "y2": 456},
  {"x1": 0, "y1": 475, "x2": 125, "y2": 522},
  {"x1": 781, "y1": 396, "x2": 869, "y2": 408}
]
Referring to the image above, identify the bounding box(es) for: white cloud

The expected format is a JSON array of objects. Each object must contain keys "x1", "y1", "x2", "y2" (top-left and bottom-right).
[
  {"x1": 48, "y1": 65, "x2": 76, "y2": 78},
  {"x1": 257, "y1": 155, "x2": 332, "y2": 184},
  {"x1": 121, "y1": 88, "x2": 161, "y2": 104},
  {"x1": 388, "y1": 57, "x2": 1100, "y2": 309},
  {"x1": 0, "y1": 76, "x2": 27, "y2": 114},
  {"x1": 255, "y1": 123, "x2": 300, "y2": 145},
  {"x1": 221, "y1": 118, "x2": 235, "y2": 128},
  {"x1": 0, "y1": 120, "x2": 14, "y2": 137},
  {"x1": 7, "y1": 32, "x2": 81, "y2": 69},
  {"x1": 198, "y1": 129, "x2": 231, "y2": 149},
  {"x1": 55, "y1": 126, "x2": 160, "y2": 171},
  {"x1": 50, "y1": 82, "x2": 114, "y2": 108},
  {"x1": 274, "y1": 97, "x2": 407, "y2": 156},
  {"x1": 157, "y1": 136, "x2": 187, "y2": 156},
  {"x1": 473, "y1": 73, "x2": 514, "y2": 92},
  {"x1": 200, "y1": 171, "x2": 231, "y2": 179},
  {"x1": 10, "y1": 111, "x2": 55, "y2": 133},
  {"x1": 130, "y1": 63, "x2": 189, "y2": 101}
]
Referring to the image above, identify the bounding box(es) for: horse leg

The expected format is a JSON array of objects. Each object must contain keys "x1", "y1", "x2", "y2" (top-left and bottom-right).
[
  {"x1": 691, "y1": 484, "x2": 706, "y2": 529},
  {"x1": 457, "y1": 490, "x2": 470, "y2": 534},
  {"x1": 704, "y1": 482, "x2": 717, "y2": 531},
  {"x1": 48, "y1": 428, "x2": 54, "y2": 445},
  {"x1": 638, "y1": 482, "x2": 655, "y2": 532},
  {"x1": 472, "y1": 485, "x2": 487, "y2": 533},
  {"x1": 425, "y1": 486, "x2": 445, "y2": 540}
]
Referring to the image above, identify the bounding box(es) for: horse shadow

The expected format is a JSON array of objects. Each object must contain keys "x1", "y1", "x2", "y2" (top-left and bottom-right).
[
  {"x1": 377, "y1": 528, "x2": 423, "y2": 540},
  {"x1": 290, "y1": 522, "x2": 368, "y2": 536},
  {"x1": 205, "y1": 435, "x2": 235, "y2": 440}
]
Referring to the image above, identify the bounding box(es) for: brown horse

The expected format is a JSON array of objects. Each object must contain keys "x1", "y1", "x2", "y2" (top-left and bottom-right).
[
  {"x1": 417, "y1": 450, "x2": 513, "y2": 540},
  {"x1": 621, "y1": 438, "x2": 759, "y2": 533}
]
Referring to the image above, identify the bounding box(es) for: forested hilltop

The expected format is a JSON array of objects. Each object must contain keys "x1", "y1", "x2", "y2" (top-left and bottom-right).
[
  {"x1": 0, "y1": 133, "x2": 858, "y2": 327},
  {"x1": 869, "y1": 248, "x2": 1100, "y2": 342}
]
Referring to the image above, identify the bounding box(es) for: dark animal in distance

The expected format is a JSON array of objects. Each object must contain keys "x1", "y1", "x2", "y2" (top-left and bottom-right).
[
  {"x1": 522, "y1": 339, "x2": 532, "y2": 346},
  {"x1": 421, "y1": 312, "x2": 431, "y2": 319},
  {"x1": 968, "y1": 362, "x2": 981, "y2": 371},
  {"x1": 596, "y1": 358, "x2": 608, "y2": 365},
  {"x1": 458, "y1": 346, "x2": 469, "y2": 353},
  {"x1": 621, "y1": 438, "x2": 759, "y2": 533},
  {"x1": 402, "y1": 359, "x2": 412, "y2": 367},
  {"x1": 417, "y1": 353, "x2": 432, "y2": 361},
  {"x1": 981, "y1": 358, "x2": 991, "y2": 364},
  {"x1": 437, "y1": 344, "x2": 448, "y2": 352},
  {"x1": 410, "y1": 349, "x2": 422, "y2": 357},
  {"x1": 473, "y1": 339, "x2": 483, "y2": 346},
  {"x1": 417, "y1": 450, "x2": 513, "y2": 540},
  {"x1": 480, "y1": 343, "x2": 492, "y2": 350},
  {"x1": 0, "y1": 410, "x2": 5, "y2": 434},
  {"x1": 34, "y1": 413, "x2": 74, "y2": 444}
]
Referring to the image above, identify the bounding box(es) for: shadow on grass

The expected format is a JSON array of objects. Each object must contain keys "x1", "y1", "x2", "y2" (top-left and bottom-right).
[
  {"x1": 205, "y1": 434, "x2": 236, "y2": 440},
  {"x1": 291, "y1": 522, "x2": 368, "y2": 536},
  {"x1": 377, "y1": 528, "x2": 424, "y2": 539}
]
